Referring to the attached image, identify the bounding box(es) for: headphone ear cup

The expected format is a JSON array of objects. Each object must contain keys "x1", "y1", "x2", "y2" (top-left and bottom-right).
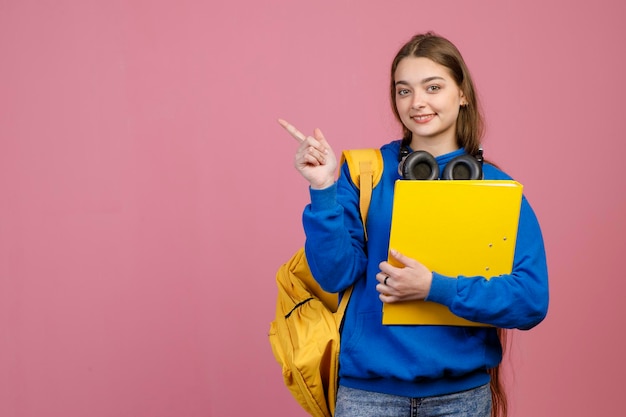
[
  {"x1": 441, "y1": 155, "x2": 483, "y2": 180},
  {"x1": 401, "y1": 151, "x2": 440, "y2": 180}
]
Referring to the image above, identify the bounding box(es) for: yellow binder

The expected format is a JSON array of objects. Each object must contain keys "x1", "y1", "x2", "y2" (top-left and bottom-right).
[{"x1": 382, "y1": 180, "x2": 523, "y2": 326}]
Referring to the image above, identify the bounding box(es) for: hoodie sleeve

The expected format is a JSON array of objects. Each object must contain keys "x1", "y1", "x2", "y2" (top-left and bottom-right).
[
  {"x1": 426, "y1": 195, "x2": 549, "y2": 329},
  {"x1": 302, "y1": 162, "x2": 368, "y2": 293}
]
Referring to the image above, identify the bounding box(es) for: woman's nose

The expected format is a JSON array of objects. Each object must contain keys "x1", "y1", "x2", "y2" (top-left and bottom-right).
[{"x1": 410, "y1": 92, "x2": 425, "y2": 109}]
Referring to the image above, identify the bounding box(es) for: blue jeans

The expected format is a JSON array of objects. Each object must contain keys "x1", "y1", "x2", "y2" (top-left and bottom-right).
[{"x1": 335, "y1": 383, "x2": 491, "y2": 417}]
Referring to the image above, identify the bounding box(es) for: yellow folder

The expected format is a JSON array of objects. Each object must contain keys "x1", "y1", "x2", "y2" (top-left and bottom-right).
[{"x1": 382, "y1": 180, "x2": 523, "y2": 326}]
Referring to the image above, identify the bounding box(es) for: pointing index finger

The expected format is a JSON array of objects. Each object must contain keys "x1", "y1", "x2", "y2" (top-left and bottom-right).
[{"x1": 278, "y1": 118, "x2": 306, "y2": 143}]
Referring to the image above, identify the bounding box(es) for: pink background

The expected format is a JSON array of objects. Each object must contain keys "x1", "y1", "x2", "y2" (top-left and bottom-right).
[{"x1": 1, "y1": 1, "x2": 624, "y2": 416}]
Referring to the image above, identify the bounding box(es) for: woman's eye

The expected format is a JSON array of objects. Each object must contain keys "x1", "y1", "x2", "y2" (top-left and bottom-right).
[
  {"x1": 427, "y1": 85, "x2": 441, "y2": 92},
  {"x1": 397, "y1": 89, "x2": 410, "y2": 96}
]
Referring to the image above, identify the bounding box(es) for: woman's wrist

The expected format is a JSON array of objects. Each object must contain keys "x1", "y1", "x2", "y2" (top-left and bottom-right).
[{"x1": 310, "y1": 179, "x2": 335, "y2": 190}]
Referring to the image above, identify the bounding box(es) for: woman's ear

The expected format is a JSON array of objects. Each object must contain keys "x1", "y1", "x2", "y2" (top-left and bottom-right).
[{"x1": 460, "y1": 93, "x2": 468, "y2": 107}]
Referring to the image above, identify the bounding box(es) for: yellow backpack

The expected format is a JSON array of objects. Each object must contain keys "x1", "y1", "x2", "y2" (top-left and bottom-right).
[{"x1": 269, "y1": 149, "x2": 383, "y2": 417}]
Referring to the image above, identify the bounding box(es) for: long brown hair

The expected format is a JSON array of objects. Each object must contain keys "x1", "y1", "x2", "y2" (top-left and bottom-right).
[{"x1": 390, "y1": 32, "x2": 507, "y2": 417}]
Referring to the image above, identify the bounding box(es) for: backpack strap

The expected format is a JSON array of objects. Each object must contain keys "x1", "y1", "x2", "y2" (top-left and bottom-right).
[
  {"x1": 340, "y1": 148, "x2": 383, "y2": 239},
  {"x1": 335, "y1": 148, "x2": 383, "y2": 317},
  {"x1": 341, "y1": 148, "x2": 383, "y2": 190}
]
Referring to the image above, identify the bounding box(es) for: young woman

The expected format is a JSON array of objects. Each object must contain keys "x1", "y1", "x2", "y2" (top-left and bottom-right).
[{"x1": 279, "y1": 32, "x2": 548, "y2": 417}]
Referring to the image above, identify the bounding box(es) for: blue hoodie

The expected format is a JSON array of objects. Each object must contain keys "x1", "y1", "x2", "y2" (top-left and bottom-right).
[{"x1": 302, "y1": 140, "x2": 549, "y2": 398}]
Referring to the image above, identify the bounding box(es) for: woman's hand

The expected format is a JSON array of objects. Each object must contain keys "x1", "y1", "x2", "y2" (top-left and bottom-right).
[
  {"x1": 278, "y1": 118, "x2": 337, "y2": 189},
  {"x1": 376, "y1": 249, "x2": 433, "y2": 303}
]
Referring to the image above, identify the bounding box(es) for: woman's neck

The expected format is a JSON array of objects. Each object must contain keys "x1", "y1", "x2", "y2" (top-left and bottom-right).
[{"x1": 409, "y1": 136, "x2": 459, "y2": 157}]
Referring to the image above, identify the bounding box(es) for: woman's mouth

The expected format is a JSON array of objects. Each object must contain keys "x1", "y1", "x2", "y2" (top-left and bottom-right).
[{"x1": 412, "y1": 114, "x2": 435, "y2": 124}]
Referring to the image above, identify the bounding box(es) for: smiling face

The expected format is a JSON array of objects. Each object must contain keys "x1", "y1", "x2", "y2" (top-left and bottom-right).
[{"x1": 394, "y1": 57, "x2": 467, "y2": 155}]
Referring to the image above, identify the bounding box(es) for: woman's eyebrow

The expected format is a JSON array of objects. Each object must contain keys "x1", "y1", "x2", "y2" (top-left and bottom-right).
[
  {"x1": 420, "y1": 76, "x2": 446, "y2": 84},
  {"x1": 395, "y1": 76, "x2": 446, "y2": 87}
]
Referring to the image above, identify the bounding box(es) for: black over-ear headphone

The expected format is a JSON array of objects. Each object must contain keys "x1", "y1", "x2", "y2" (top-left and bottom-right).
[{"x1": 398, "y1": 144, "x2": 484, "y2": 180}]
